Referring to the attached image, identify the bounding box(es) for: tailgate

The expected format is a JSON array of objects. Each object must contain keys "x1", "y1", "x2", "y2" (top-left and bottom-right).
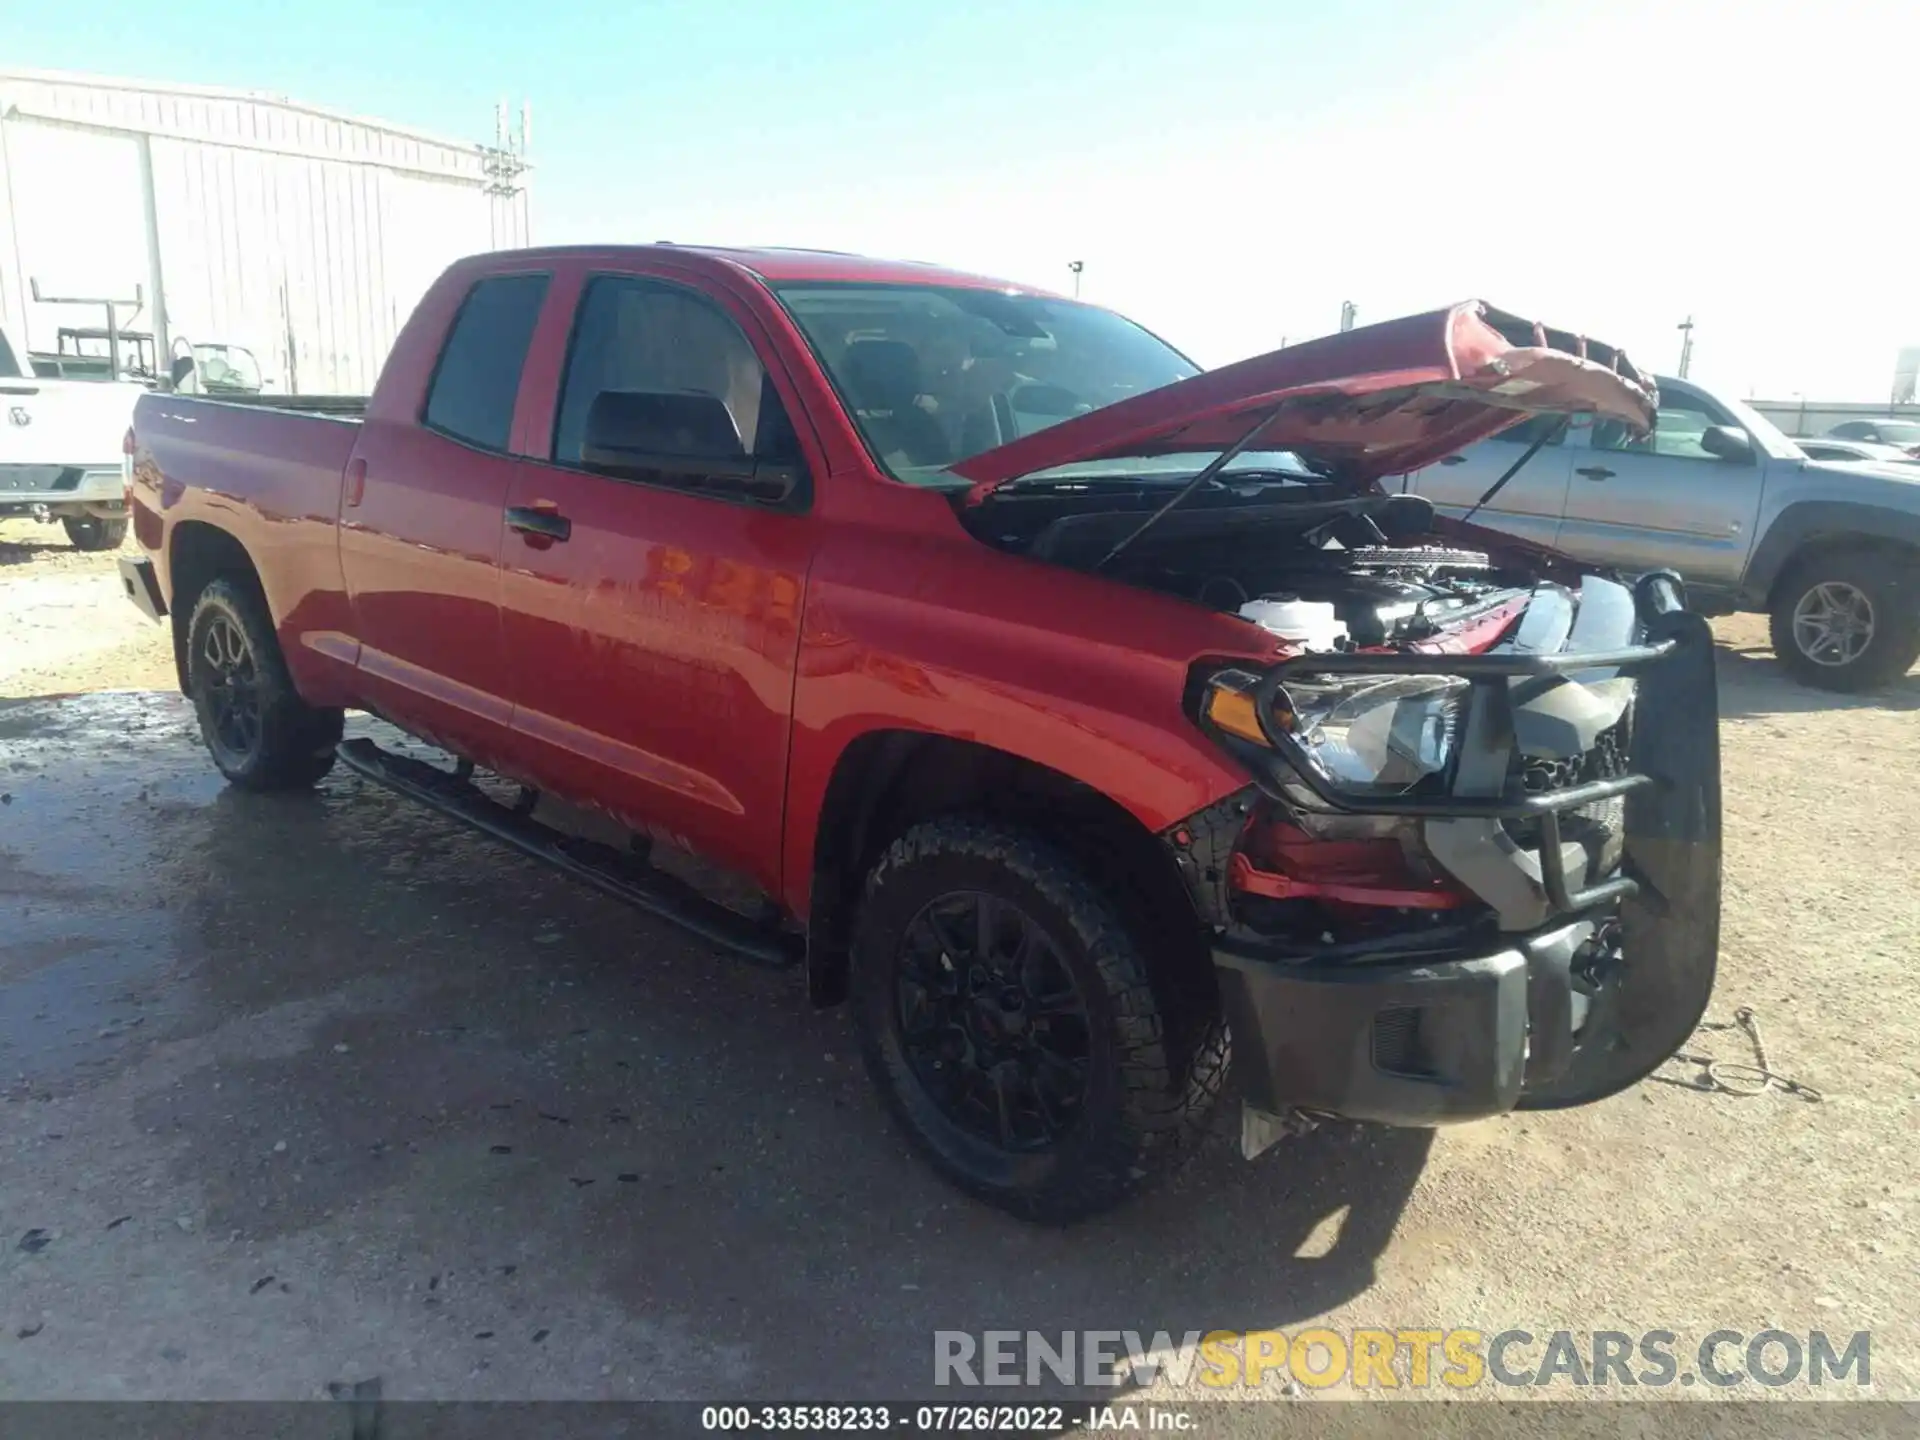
[{"x1": 1, "y1": 379, "x2": 143, "y2": 466}]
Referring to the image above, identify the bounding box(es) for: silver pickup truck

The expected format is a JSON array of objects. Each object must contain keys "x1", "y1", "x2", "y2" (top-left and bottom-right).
[{"x1": 1406, "y1": 373, "x2": 1920, "y2": 691}]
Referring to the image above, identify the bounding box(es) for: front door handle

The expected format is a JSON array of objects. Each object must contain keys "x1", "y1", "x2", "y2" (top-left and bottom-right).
[
  {"x1": 1575, "y1": 466, "x2": 1615, "y2": 481},
  {"x1": 506, "y1": 503, "x2": 571, "y2": 544}
]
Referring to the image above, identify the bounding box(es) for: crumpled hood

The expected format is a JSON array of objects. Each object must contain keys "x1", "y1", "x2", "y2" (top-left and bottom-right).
[{"x1": 955, "y1": 301, "x2": 1656, "y2": 504}]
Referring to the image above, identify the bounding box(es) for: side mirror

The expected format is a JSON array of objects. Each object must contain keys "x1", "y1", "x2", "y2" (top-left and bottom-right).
[
  {"x1": 1699, "y1": 424, "x2": 1753, "y2": 462},
  {"x1": 581, "y1": 389, "x2": 805, "y2": 505}
]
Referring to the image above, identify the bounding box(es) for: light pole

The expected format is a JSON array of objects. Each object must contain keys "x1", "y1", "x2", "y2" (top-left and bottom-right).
[
  {"x1": 1677, "y1": 316, "x2": 1695, "y2": 379},
  {"x1": 1067, "y1": 261, "x2": 1084, "y2": 298}
]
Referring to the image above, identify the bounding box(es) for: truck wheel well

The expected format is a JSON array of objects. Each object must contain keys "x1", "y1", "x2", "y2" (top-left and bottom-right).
[
  {"x1": 167, "y1": 522, "x2": 262, "y2": 693},
  {"x1": 1767, "y1": 533, "x2": 1920, "y2": 609},
  {"x1": 805, "y1": 732, "x2": 1215, "y2": 1037}
]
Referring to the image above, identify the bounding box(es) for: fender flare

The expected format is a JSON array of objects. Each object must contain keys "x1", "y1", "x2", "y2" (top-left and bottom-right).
[{"x1": 1741, "y1": 501, "x2": 1920, "y2": 606}]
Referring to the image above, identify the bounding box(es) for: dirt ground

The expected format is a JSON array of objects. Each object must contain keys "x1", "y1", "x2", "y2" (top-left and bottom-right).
[
  {"x1": 3, "y1": 517, "x2": 1917, "y2": 1419},
  {"x1": 0, "y1": 521, "x2": 178, "y2": 695}
]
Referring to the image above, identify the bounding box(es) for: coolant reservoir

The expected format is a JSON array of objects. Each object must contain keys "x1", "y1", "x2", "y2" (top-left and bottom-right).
[{"x1": 1238, "y1": 595, "x2": 1349, "y2": 652}]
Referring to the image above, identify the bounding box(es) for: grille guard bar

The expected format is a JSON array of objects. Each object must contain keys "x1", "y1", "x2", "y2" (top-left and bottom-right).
[{"x1": 1223, "y1": 572, "x2": 1692, "y2": 915}]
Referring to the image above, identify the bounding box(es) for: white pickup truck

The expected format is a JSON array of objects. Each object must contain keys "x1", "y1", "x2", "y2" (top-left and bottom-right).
[{"x1": 1, "y1": 324, "x2": 144, "y2": 550}]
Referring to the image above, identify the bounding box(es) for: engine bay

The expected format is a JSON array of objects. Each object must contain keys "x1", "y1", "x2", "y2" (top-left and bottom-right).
[
  {"x1": 966, "y1": 482, "x2": 1536, "y2": 649},
  {"x1": 1188, "y1": 543, "x2": 1524, "y2": 648}
]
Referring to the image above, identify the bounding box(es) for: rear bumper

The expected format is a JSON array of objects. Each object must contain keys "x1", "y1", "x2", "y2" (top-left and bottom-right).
[
  {"x1": 1214, "y1": 917, "x2": 1597, "y2": 1124},
  {"x1": 0, "y1": 464, "x2": 124, "y2": 508}
]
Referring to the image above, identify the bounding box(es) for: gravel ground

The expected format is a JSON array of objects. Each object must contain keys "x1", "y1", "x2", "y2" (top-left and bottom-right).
[
  {"x1": 3, "y1": 519, "x2": 1917, "y2": 1421},
  {"x1": 0, "y1": 521, "x2": 178, "y2": 695}
]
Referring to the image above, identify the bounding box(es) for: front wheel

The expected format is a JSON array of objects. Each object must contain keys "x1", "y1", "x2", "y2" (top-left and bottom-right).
[
  {"x1": 851, "y1": 817, "x2": 1225, "y2": 1223},
  {"x1": 1768, "y1": 552, "x2": 1920, "y2": 693},
  {"x1": 63, "y1": 514, "x2": 128, "y2": 551},
  {"x1": 185, "y1": 578, "x2": 343, "y2": 790}
]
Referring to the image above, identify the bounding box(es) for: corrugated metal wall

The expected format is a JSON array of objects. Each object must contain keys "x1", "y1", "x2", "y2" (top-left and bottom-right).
[{"x1": 0, "y1": 69, "x2": 531, "y2": 394}]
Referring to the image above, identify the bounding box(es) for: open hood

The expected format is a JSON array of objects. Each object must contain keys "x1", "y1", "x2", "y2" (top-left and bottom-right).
[{"x1": 955, "y1": 301, "x2": 1656, "y2": 504}]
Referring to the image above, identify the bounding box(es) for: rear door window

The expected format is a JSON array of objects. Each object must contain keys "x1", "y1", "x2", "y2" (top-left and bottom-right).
[{"x1": 422, "y1": 273, "x2": 551, "y2": 451}]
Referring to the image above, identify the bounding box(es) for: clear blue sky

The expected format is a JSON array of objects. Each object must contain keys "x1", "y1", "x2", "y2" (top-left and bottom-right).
[{"x1": 7, "y1": 0, "x2": 1915, "y2": 398}]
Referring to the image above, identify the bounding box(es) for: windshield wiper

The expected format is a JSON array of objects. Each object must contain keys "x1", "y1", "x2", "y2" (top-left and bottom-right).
[
  {"x1": 994, "y1": 473, "x2": 1195, "y2": 493},
  {"x1": 1217, "y1": 466, "x2": 1320, "y2": 485}
]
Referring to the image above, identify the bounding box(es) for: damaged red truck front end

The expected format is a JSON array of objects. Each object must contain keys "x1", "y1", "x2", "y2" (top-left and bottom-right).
[{"x1": 942, "y1": 298, "x2": 1720, "y2": 1158}]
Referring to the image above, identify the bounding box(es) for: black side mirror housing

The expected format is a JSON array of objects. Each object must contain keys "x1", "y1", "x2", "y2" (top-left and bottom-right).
[
  {"x1": 580, "y1": 390, "x2": 806, "y2": 506},
  {"x1": 1699, "y1": 424, "x2": 1753, "y2": 462}
]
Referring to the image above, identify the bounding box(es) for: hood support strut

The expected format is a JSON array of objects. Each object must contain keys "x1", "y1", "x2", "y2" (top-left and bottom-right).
[
  {"x1": 1093, "y1": 398, "x2": 1291, "y2": 572},
  {"x1": 1459, "y1": 415, "x2": 1569, "y2": 523}
]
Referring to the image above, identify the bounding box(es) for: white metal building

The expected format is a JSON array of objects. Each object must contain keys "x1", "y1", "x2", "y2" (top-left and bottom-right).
[{"x1": 0, "y1": 69, "x2": 531, "y2": 394}]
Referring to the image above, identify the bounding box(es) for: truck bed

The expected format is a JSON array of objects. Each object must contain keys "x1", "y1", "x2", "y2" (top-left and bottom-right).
[
  {"x1": 131, "y1": 390, "x2": 362, "y2": 640},
  {"x1": 172, "y1": 392, "x2": 368, "y2": 417}
]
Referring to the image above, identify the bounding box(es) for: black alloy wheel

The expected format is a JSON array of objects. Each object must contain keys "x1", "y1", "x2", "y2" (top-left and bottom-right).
[
  {"x1": 184, "y1": 577, "x2": 342, "y2": 790},
  {"x1": 851, "y1": 817, "x2": 1226, "y2": 1223},
  {"x1": 198, "y1": 609, "x2": 263, "y2": 769},
  {"x1": 893, "y1": 889, "x2": 1093, "y2": 1152}
]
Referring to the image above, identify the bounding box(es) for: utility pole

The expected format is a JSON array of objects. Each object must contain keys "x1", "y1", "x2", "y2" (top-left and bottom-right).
[
  {"x1": 1677, "y1": 315, "x2": 1695, "y2": 379},
  {"x1": 1339, "y1": 301, "x2": 1357, "y2": 333},
  {"x1": 479, "y1": 100, "x2": 532, "y2": 248},
  {"x1": 1067, "y1": 261, "x2": 1084, "y2": 298}
]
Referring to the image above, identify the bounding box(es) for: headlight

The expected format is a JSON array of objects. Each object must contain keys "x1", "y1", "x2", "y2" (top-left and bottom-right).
[{"x1": 1202, "y1": 669, "x2": 1469, "y2": 794}]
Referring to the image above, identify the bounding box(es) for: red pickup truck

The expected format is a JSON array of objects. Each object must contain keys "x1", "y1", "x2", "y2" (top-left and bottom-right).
[{"x1": 120, "y1": 246, "x2": 1721, "y2": 1222}]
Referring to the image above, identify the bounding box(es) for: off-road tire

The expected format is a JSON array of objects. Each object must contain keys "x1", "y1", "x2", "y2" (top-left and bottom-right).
[
  {"x1": 63, "y1": 515, "x2": 128, "y2": 551},
  {"x1": 851, "y1": 816, "x2": 1226, "y2": 1223},
  {"x1": 1768, "y1": 550, "x2": 1920, "y2": 693},
  {"x1": 185, "y1": 577, "x2": 343, "y2": 790}
]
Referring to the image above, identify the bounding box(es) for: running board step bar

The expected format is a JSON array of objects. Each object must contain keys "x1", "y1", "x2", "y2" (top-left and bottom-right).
[{"x1": 336, "y1": 738, "x2": 802, "y2": 970}]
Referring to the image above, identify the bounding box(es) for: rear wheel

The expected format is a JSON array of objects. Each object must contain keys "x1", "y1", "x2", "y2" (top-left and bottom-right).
[
  {"x1": 1768, "y1": 551, "x2": 1920, "y2": 692},
  {"x1": 63, "y1": 515, "x2": 128, "y2": 552},
  {"x1": 851, "y1": 816, "x2": 1225, "y2": 1223},
  {"x1": 185, "y1": 578, "x2": 343, "y2": 789}
]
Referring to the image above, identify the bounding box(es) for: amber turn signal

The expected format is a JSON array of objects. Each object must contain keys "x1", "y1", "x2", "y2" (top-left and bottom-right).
[{"x1": 1202, "y1": 673, "x2": 1290, "y2": 746}]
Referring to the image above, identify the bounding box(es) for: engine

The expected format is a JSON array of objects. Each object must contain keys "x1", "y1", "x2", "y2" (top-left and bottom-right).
[
  {"x1": 973, "y1": 485, "x2": 1539, "y2": 649},
  {"x1": 1220, "y1": 545, "x2": 1519, "y2": 648}
]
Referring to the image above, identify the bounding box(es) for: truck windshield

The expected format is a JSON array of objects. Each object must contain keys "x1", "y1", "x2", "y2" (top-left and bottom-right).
[{"x1": 771, "y1": 282, "x2": 1199, "y2": 484}]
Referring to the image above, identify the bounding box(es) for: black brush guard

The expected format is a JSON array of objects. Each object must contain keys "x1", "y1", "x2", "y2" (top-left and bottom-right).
[{"x1": 1209, "y1": 570, "x2": 1723, "y2": 1121}]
